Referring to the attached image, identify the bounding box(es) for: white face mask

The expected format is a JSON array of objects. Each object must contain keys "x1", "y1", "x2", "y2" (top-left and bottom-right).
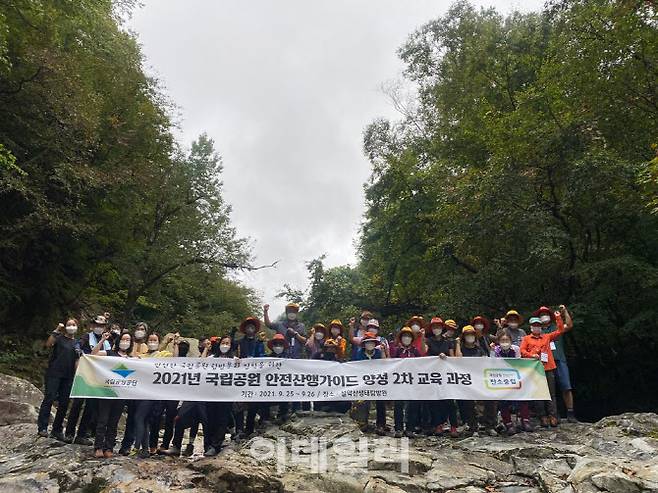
[
  {"x1": 147, "y1": 342, "x2": 159, "y2": 351},
  {"x1": 119, "y1": 341, "x2": 130, "y2": 351},
  {"x1": 411, "y1": 324, "x2": 420, "y2": 333},
  {"x1": 219, "y1": 344, "x2": 231, "y2": 354},
  {"x1": 508, "y1": 323, "x2": 519, "y2": 329},
  {"x1": 474, "y1": 324, "x2": 484, "y2": 330},
  {"x1": 65, "y1": 325, "x2": 77, "y2": 335},
  {"x1": 287, "y1": 312, "x2": 297, "y2": 321},
  {"x1": 531, "y1": 326, "x2": 542, "y2": 335},
  {"x1": 314, "y1": 332, "x2": 324, "y2": 340},
  {"x1": 540, "y1": 315, "x2": 551, "y2": 324},
  {"x1": 331, "y1": 328, "x2": 340, "y2": 336},
  {"x1": 93, "y1": 326, "x2": 104, "y2": 335},
  {"x1": 134, "y1": 330, "x2": 146, "y2": 340},
  {"x1": 500, "y1": 342, "x2": 512, "y2": 350},
  {"x1": 432, "y1": 328, "x2": 442, "y2": 336},
  {"x1": 365, "y1": 342, "x2": 376, "y2": 351},
  {"x1": 272, "y1": 345, "x2": 284, "y2": 355},
  {"x1": 401, "y1": 336, "x2": 412, "y2": 346},
  {"x1": 464, "y1": 335, "x2": 476, "y2": 344}
]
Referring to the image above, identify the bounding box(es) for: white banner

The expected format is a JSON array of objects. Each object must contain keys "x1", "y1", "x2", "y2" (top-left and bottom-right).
[{"x1": 70, "y1": 354, "x2": 550, "y2": 402}]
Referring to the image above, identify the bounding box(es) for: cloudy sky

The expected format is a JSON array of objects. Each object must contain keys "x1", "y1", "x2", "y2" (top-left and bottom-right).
[{"x1": 127, "y1": 0, "x2": 544, "y2": 317}]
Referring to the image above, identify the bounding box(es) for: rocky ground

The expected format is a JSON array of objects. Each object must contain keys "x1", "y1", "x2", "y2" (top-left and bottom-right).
[{"x1": 1, "y1": 373, "x2": 657, "y2": 493}]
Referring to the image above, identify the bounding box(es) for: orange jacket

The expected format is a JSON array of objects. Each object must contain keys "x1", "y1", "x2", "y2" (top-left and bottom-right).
[{"x1": 520, "y1": 313, "x2": 565, "y2": 371}]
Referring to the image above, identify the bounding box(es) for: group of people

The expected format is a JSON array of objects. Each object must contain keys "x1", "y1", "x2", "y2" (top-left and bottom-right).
[{"x1": 37, "y1": 302, "x2": 576, "y2": 459}]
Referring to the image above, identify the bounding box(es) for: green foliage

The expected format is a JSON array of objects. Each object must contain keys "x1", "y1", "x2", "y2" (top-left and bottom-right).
[{"x1": 0, "y1": 1, "x2": 257, "y2": 346}]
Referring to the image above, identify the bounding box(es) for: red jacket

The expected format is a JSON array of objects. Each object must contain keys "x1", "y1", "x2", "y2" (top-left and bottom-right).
[{"x1": 520, "y1": 314, "x2": 565, "y2": 371}]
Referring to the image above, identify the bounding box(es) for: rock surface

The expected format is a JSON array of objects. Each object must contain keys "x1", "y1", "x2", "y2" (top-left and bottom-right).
[{"x1": 1, "y1": 373, "x2": 657, "y2": 492}]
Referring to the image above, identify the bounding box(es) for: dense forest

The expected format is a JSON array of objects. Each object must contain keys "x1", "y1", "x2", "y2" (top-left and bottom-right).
[
  {"x1": 280, "y1": 0, "x2": 658, "y2": 420},
  {"x1": 1, "y1": 1, "x2": 657, "y2": 420},
  {"x1": 0, "y1": 1, "x2": 259, "y2": 377}
]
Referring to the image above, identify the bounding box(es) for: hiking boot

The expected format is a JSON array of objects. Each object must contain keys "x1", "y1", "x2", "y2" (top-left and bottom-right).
[
  {"x1": 149, "y1": 447, "x2": 157, "y2": 454},
  {"x1": 394, "y1": 430, "x2": 403, "y2": 438},
  {"x1": 74, "y1": 436, "x2": 93, "y2": 446},
  {"x1": 375, "y1": 426, "x2": 386, "y2": 436},
  {"x1": 549, "y1": 416, "x2": 559, "y2": 427},
  {"x1": 103, "y1": 450, "x2": 113, "y2": 459},
  {"x1": 94, "y1": 449, "x2": 104, "y2": 458},
  {"x1": 433, "y1": 425, "x2": 444, "y2": 436},
  {"x1": 37, "y1": 429, "x2": 48, "y2": 438},
  {"x1": 50, "y1": 431, "x2": 66, "y2": 442},
  {"x1": 119, "y1": 448, "x2": 131, "y2": 456},
  {"x1": 505, "y1": 424, "x2": 517, "y2": 436},
  {"x1": 182, "y1": 444, "x2": 194, "y2": 457},
  {"x1": 137, "y1": 448, "x2": 150, "y2": 459},
  {"x1": 521, "y1": 419, "x2": 534, "y2": 432},
  {"x1": 449, "y1": 426, "x2": 460, "y2": 438},
  {"x1": 540, "y1": 417, "x2": 550, "y2": 428},
  {"x1": 161, "y1": 446, "x2": 181, "y2": 457},
  {"x1": 204, "y1": 446, "x2": 219, "y2": 457},
  {"x1": 403, "y1": 430, "x2": 416, "y2": 438},
  {"x1": 63, "y1": 434, "x2": 74, "y2": 444}
]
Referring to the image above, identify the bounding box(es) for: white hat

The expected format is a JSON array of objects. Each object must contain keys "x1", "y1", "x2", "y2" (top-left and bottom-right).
[{"x1": 366, "y1": 318, "x2": 380, "y2": 328}]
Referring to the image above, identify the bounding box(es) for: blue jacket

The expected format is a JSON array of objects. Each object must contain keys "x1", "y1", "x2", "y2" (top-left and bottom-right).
[{"x1": 354, "y1": 348, "x2": 382, "y2": 361}]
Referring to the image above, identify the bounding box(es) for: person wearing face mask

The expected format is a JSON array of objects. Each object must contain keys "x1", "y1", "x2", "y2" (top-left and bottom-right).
[
  {"x1": 498, "y1": 310, "x2": 526, "y2": 347},
  {"x1": 305, "y1": 323, "x2": 327, "y2": 359},
  {"x1": 391, "y1": 327, "x2": 422, "y2": 438},
  {"x1": 131, "y1": 322, "x2": 149, "y2": 356},
  {"x1": 471, "y1": 315, "x2": 499, "y2": 436},
  {"x1": 266, "y1": 333, "x2": 293, "y2": 422},
  {"x1": 37, "y1": 319, "x2": 82, "y2": 440},
  {"x1": 521, "y1": 314, "x2": 566, "y2": 427},
  {"x1": 424, "y1": 317, "x2": 459, "y2": 437},
  {"x1": 348, "y1": 310, "x2": 375, "y2": 360},
  {"x1": 263, "y1": 303, "x2": 307, "y2": 360},
  {"x1": 352, "y1": 318, "x2": 390, "y2": 358},
  {"x1": 328, "y1": 320, "x2": 347, "y2": 360},
  {"x1": 131, "y1": 332, "x2": 173, "y2": 458},
  {"x1": 406, "y1": 316, "x2": 428, "y2": 356},
  {"x1": 64, "y1": 315, "x2": 111, "y2": 445},
  {"x1": 91, "y1": 331, "x2": 134, "y2": 458},
  {"x1": 534, "y1": 305, "x2": 576, "y2": 423},
  {"x1": 351, "y1": 332, "x2": 387, "y2": 434},
  {"x1": 455, "y1": 325, "x2": 485, "y2": 436},
  {"x1": 491, "y1": 331, "x2": 532, "y2": 435}
]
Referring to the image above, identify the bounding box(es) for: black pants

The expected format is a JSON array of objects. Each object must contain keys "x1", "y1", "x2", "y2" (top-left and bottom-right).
[
  {"x1": 95, "y1": 400, "x2": 125, "y2": 451},
  {"x1": 65, "y1": 398, "x2": 97, "y2": 438},
  {"x1": 458, "y1": 400, "x2": 478, "y2": 431},
  {"x1": 206, "y1": 402, "x2": 232, "y2": 449},
  {"x1": 477, "y1": 401, "x2": 498, "y2": 429},
  {"x1": 37, "y1": 374, "x2": 72, "y2": 433},
  {"x1": 120, "y1": 400, "x2": 136, "y2": 451},
  {"x1": 134, "y1": 400, "x2": 157, "y2": 451},
  {"x1": 235, "y1": 402, "x2": 269, "y2": 435},
  {"x1": 151, "y1": 400, "x2": 178, "y2": 449},
  {"x1": 430, "y1": 400, "x2": 458, "y2": 427},
  {"x1": 536, "y1": 370, "x2": 557, "y2": 417},
  {"x1": 172, "y1": 402, "x2": 207, "y2": 450},
  {"x1": 394, "y1": 401, "x2": 419, "y2": 431}
]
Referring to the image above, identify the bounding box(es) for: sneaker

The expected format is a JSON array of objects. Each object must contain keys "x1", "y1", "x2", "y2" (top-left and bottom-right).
[
  {"x1": 449, "y1": 426, "x2": 460, "y2": 438},
  {"x1": 103, "y1": 450, "x2": 113, "y2": 458},
  {"x1": 566, "y1": 410, "x2": 578, "y2": 423},
  {"x1": 94, "y1": 449, "x2": 104, "y2": 459},
  {"x1": 74, "y1": 436, "x2": 93, "y2": 446},
  {"x1": 549, "y1": 416, "x2": 559, "y2": 427},
  {"x1": 162, "y1": 446, "x2": 181, "y2": 457},
  {"x1": 540, "y1": 417, "x2": 549, "y2": 428},
  {"x1": 505, "y1": 424, "x2": 517, "y2": 436},
  {"x1": 521, "y1": 419, "x2": 534, "y2": 432},
  {"x1": 37, "y1": 429, "x2": 48, "y2": 438},
  {"x1": 182, "y1": 444, "x2": 194, "y2": 457},
  {"x1": 204, "y1": 446, "x2": 219, "y2": 457},
  {"x1": 138, "y1": 448, "x2": 150, "y2": 459},
  {"x1": 63, "y1": 434, "x2": 74, "y2": 444}
]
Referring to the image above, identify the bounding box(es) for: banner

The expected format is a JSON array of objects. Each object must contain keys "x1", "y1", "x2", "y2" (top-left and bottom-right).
[{"x1": 70, "y1": 354, "x2": 549, "y2": 402}]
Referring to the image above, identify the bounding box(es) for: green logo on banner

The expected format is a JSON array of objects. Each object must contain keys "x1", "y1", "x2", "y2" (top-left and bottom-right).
[{"x1": 111, "y1": 363, "x2": 135, "y2": 378}]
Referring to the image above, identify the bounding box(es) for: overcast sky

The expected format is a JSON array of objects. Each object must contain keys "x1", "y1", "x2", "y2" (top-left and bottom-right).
[{"x1": 127, "y1": 0, "x2": 545, "y2": 318}]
